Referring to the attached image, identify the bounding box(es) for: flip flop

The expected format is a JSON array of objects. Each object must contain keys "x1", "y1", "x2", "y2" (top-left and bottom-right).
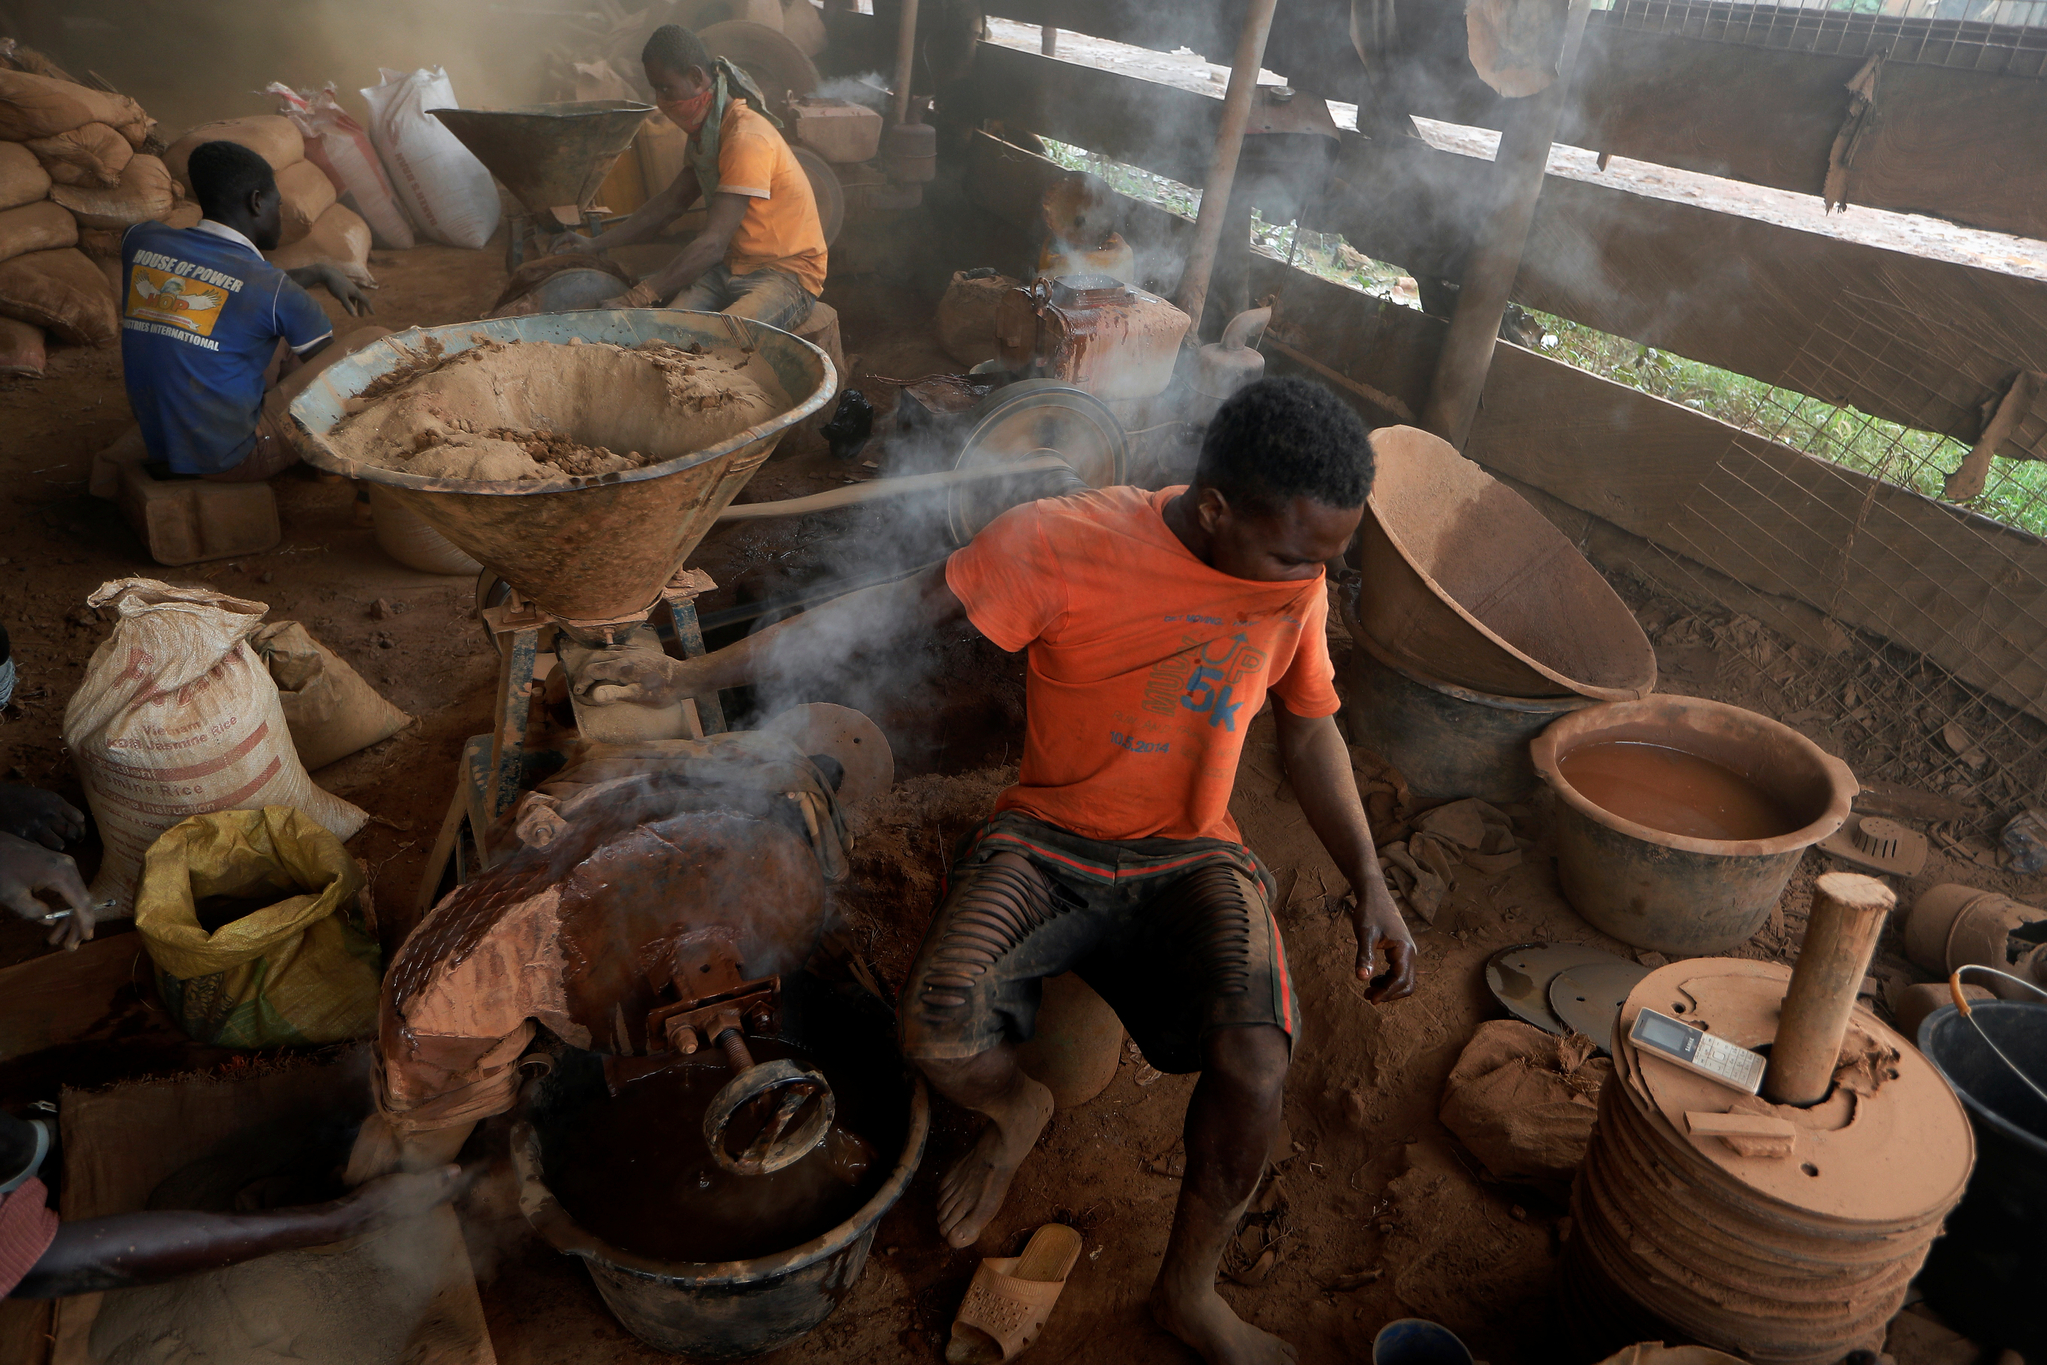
[{"x1": 945, "y1": 1223, "x2": 1084, "y2": 1364}]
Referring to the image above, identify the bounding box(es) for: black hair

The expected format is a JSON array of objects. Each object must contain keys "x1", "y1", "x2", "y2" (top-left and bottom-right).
[
  {"x1": 1195, "y1": 375, "x2": 1375, "y2": 513},
  {"x1": 642, "y1": 23, "x2": 714, "y2": 78},
  {"x1": 186, "y1": 140, "x2": 275, "y2": 221}
]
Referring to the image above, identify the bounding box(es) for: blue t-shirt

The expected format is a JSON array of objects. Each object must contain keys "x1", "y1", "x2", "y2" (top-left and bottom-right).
[{"x1": 119, "y1": 220, "x2": 333, "y2": 475}]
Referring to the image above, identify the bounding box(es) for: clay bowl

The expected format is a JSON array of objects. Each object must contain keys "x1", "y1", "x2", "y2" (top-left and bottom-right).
[
  {"x1": 1349, "y1": 426, "x2": 1656, "y2": 702},
  {"x1": 1531, "y1": 696, "x2": 1856, "y2": 953}
]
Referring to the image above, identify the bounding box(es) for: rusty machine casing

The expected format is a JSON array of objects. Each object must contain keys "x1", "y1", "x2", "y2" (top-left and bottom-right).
[{"x1": 994, "y1": 275, "x2": 1191, "y2": 402}]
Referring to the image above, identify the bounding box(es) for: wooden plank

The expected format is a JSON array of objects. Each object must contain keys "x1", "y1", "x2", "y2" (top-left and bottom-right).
[
  {"x1": 961, "y1": 46, "x2": 2047, "y2": 461},
  {"x1": 976, "y1": 2, "x2": 2047, "y2": 239},
  {"x1": 1314, "y1": 135, "x2": 2047, "y2": 463},
  {"x1": 1261, "y1": 263, "x2": 2047, "y2": 721}
]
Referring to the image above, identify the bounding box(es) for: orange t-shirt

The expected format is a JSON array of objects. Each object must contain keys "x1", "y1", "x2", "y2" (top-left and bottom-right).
[
  {"x1": 710, "y1": 101, "x2": 827, "y2": 296},
  {"x1": 945, "y1": 486, "x2": 1340, "y2": 845}
]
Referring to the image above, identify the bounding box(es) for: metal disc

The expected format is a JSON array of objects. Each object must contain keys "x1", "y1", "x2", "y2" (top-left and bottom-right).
[
  {"x1": 1485, "y1": 941, "x2": 1633, "y2": 1036},
  {"x1": 1550, "y1": 959, "x2": 1653, "y2": 1055},
  {"x1": 792, "y1": 145, "x2": 844, "y2": 247},
  {"x1": 760, "y1": 702, "x2": 894, "y2": 807},
  {"x1": 948, "y1": 379, "x2": 1127, "y2": 545},
  {"x1": 698, "y1": 20, "x2": 821, "y2": 112}
]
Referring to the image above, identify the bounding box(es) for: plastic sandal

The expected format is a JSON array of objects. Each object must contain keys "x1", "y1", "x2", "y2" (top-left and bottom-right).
[{"x1": 945, "y1": 1223, "x2": 1085, "y2": 1363}]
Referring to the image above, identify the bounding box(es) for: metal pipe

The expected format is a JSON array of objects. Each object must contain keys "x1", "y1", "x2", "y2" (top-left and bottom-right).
[
  {"x1": 1762, "y1": 872, "x2": 1896, "y2": 1107},
  {"x1": 1172, "y1": 0, "x2": 1281, "y2": 339},
  {"x1": 1419, "y1": 0, "x2": 1593, "y2": 449},
  {"x1": 891, "y1": 0, "x2": 921, "y2": 126}
]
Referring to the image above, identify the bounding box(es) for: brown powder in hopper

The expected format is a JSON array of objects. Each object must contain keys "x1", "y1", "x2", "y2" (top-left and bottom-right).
[
  {"x1": 332, "y1": 336, "x2": 778, "y2": 482},
  {"x1": 1558, "y1": 740, "x2": 1799, "y2": 841}
]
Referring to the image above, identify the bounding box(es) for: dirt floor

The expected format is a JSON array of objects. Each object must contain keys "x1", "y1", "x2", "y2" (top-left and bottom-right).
[{"x1": 2, "y1": 205, "x2": 2039, "y2": 1365}]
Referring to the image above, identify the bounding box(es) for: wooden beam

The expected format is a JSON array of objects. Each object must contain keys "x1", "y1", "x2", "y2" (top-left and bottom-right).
[
  {"x1": 959, "y1": 45, "x2": 2047, "y2": 463},
  {"x1": 1263, "y1": 263, "x2": 2047, "y2": 722},
  {"x1": 977, "y1": 1, "x2": 2047, "y2": 239}
]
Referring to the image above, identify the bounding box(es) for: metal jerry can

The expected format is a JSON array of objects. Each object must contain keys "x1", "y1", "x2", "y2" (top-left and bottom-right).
[{"x1": 994, "y1": 274, "x2": 1191, "y2": 401}]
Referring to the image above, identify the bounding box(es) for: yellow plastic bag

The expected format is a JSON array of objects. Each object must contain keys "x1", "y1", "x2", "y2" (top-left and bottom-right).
[{"x1": 135, "y1": 806, "x2": 380, "y2": 1048}]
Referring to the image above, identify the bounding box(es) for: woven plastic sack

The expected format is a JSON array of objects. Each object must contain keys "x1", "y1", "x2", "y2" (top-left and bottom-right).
[
  {"x1": 135, "y1": 806, "x2": 380, "y2": 1047},
  {"x1": 360, "y1": 67, "x2": 499, "y2": 249},
  {"x1": 1439, "y1": 1018, "x2": 1611, "y2": 1188},
  {"x1": 253, "y1": 620, "x2": 411, "y2": 770},
  {"x1": 0, "y1": 142, "x2": 50, "y2": 211},
  {"x1": 161, "y1": 114, "x2": 303, "y2": 191},
  {"x1": 267, "y1": 83, "x2": 415, "y2": 250},
  {"x1": 265, "y1": 202, "x2": 374, "y2": 285},
  {"x1": 0, "y1": 247, "x2": 116, "y2": 346},
  {"x1": 63, "y1": 580, "x2": 367, "y2": 914}
]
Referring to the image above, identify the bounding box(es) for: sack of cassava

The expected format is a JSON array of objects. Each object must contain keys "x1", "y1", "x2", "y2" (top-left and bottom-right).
[
  {"x1": 252, "y1": 620, "x2": 411, "y2": 770},
  {"x1": 0, "y1": 247, "x2": 117, "y2": 346},
  {"x1": 162, "y1": 113, "x2": 304, "y2": 191},
  {"x1": 273, "y1": 159, "x2": 338, "y2": 247},
  {"x1": 63, "y1": 579, "x2": 368, "y2": 915},
  {"x1": 0, "y1": 67, "x2": 149, "y2": 144},
  {"x1": 49, "y1": 153, "x2": 174, "y2": 230},
  {"x1": 0, "y1": 142, "x2": 51, "y2": 211},
  {"x1": 267, "y1": 82, "x2": 415, "y2": 250},
  {"x1": 265, "y1": 202, "x2": 374, "y2": 285},
  {"x1": 0, "y1": 315, "x2": 44, "y2": 376},
  {"x1": 0, "y1": 201, "x2": 78, "y2": 264},
  {"x1": 135, "y1": 806, "x2": 380, "y2": 1048},
  {"x1": 26, "y1": 121, "x2": 132, "y2": 187},
  {"x1": 360, "y1": 67, "x2": 499, "y2": 249},
  {"x1": 159, "y1": 199, "x2": 201, "y2": 230}
]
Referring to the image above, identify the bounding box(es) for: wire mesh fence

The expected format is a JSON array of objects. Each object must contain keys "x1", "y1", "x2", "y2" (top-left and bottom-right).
[{"x1": 1599, "y1": 0, "x2": 2047, "y2": 74}]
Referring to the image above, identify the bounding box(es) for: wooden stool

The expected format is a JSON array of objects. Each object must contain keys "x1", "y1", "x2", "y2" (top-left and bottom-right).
[
  {"x1": 118, "y1": 463, "x2": 281, "y2": 566},
  {"x1": 793, "y1": 301, "x2": 847, "y2": 436}
]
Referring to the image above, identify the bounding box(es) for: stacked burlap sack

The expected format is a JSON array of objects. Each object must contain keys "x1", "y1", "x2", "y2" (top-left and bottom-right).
[
  {"x1": 0, "y1": 40, "x2": 178, "y2": 376},
  {"x1": 160, "y1": 111, "x2": 375, "y2": 285}
]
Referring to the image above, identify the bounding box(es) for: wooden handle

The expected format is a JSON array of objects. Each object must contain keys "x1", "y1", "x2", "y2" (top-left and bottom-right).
[{"x1": 1762, "y1": 871, "x2": 1896, "y2": 1106}]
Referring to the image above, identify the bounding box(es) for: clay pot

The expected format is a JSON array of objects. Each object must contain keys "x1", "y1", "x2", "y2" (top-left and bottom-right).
[
  {"x1": 1902, "y1": 883, "x2": 2042, "y2": 980},
  {"x1": 1016, "y1": 972, "x2": 1123, "y2": 1108},
  {"x1": 1531, "y1": 695, "x2": 1855, "y2": 954}
]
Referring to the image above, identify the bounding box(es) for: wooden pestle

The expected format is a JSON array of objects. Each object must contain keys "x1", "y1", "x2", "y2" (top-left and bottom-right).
[{"x1": 1762, "y1": 871, "x2": 1896, "y2": 1106}]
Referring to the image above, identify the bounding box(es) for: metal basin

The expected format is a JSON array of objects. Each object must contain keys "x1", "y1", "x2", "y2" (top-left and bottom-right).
[
  {"x1": 288, "y1": 311, "x2": 834, "y2": 628},
  {"x1": 1352, "y1": 426, "x2": 1656, "y2": 702},
  {"x1": 511, "y1": 975, "x2": 928, "y2": 1361}
]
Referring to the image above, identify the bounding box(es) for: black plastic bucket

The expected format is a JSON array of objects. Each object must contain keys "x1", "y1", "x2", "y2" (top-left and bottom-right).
[
  {"x1": 1916, "y1": 1002, "x2": 2047, "y2": 1359},
  {"x1": 511, "y1": 976, "x2": 928, "y2": 1361}
]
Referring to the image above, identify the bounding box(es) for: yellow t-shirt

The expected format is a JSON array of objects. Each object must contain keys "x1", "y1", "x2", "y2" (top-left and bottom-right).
[{"x1": 709, "y1": 101, "x2": 827, "y2": 297}]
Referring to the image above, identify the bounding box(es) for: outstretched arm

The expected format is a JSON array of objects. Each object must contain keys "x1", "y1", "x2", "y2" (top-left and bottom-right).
[
  {"x1": 577, "y1": 562, "x2": 970, "y2": 707},
  {"x1": 1272, "y1": 698, "x2": 1416, "y2": 1002},
  {"x1": 11, "y1": 1166, "x2": 464, "y2": 1299},
  {"x1": 609, "y1": 191, "x2": 750, "y2": 306},
  {"x1": 553, "y1": 166, "x2": 702, "y2": 256}
]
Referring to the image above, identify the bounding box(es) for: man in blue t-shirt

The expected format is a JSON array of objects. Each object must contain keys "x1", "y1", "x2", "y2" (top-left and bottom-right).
[{"x1": 95, "y1": 140, "x2": 384, "y2": 490}]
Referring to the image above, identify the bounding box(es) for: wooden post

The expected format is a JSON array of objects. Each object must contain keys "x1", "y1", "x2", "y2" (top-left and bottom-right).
[
  {"x1": 1419, "y1": 0, "x2": 1592, "y2": 449},
  {"x1": 891, "y1": 0, "x2": 921, "y2": 126},
  {"x1": 1172, "y1": 0, "x2": 1281, "y2": 341},
  {"x1": 1762, "y1": 872, "x2": 1896, "y2": 1107}
]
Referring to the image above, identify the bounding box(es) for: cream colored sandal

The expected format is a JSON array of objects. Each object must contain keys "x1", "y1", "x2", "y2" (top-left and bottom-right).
[{"x1": 945, "y1": 1224, "x2": 1084, "y2": 1363}]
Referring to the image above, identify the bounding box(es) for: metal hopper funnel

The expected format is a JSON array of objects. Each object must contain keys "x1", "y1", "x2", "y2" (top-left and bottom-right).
[
  {"x1": 287, "y1": 311, "x2": 835, "y2": 631},
  {"x1": 429, "y1": 100, "x2": 653, "y2": 222}
]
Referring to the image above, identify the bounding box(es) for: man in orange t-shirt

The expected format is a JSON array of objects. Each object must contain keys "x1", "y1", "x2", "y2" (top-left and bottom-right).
[
  {"x1": 552, "y1": 24, "x2": 826, "y2": 330},
  {"x1": 584, "y1": 378, "x2": 1416, "y2": 1365}
]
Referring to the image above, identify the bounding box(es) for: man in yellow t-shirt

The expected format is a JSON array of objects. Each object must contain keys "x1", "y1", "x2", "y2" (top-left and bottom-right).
[{"x1": 554, "y1": 23, "x2": 826, "y2": 330}]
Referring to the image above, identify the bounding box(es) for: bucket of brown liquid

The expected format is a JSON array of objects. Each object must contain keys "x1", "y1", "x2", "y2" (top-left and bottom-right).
[
  {"x1": 1531, "y1": 696, "x2": 1855, "y2": 953},
  {"x1": 510, "y1": 974, "x2": 928, "y2": 1361}
]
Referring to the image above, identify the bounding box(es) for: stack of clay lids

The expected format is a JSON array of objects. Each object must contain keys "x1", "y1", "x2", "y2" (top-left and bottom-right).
[{"x1": 1566, "y1": 959, "x2": 1975, "y2": 1365}]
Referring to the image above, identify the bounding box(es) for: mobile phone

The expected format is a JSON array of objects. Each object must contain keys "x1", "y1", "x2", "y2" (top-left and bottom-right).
[{"x1": 1628, "y1": 1007, "x2": 1766, "y2": 1095}]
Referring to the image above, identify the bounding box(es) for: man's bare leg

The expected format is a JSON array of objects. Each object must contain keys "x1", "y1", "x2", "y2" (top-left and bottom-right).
[
  {"x1": 1151, "y1": 1023, "x2": 1295, "y2": 1365},
  {"x1": 916, "y1": 1042, "x2": 1055, "y2": 1249}
]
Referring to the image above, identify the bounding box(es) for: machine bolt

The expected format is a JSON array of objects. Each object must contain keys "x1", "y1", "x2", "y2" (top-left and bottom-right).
[{"x1": 664, "y1": 1017, "x2": 700, "y2": 1055}]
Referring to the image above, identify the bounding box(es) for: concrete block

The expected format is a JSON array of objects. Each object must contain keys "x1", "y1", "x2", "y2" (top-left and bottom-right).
[{"x1": 118, "y1": 463, "x2": 281, "y2": 566}]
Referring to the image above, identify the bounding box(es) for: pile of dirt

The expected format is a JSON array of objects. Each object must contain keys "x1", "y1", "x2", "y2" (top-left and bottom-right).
[{"x1": 332, "y1": 335, "x2": 779, "y2": 482}]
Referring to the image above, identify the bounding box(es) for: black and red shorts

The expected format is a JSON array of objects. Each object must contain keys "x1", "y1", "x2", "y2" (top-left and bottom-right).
[{"x1": 899, "y1": 811, "x2": 1299, "y2": 1075}]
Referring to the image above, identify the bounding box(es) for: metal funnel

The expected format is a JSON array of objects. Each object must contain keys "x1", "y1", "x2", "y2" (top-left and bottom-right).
[
  {"x1": 288, "y1": 311, "x2": 835, "y2": 628},
  {"x1": 430, "y1": 100, "x2": 653, "y2": 221}
]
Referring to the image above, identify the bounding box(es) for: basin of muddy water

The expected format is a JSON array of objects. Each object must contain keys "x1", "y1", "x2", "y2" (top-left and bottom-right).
[
  {"x1": 1532, "y1": 695, "x2": 1855, "y2": 954},
  {"x1": 512, "y1": 972, "x2": 927, "y2": 1361}
]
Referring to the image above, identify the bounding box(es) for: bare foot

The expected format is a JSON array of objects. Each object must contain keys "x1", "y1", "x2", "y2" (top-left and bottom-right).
[
  {"x1": 1151, "y1": 1281, "x2": 1298, "y2": 1365},
  {"x1": 935, "y1": 1074, "x2": 1053, "y2": 1248}
]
